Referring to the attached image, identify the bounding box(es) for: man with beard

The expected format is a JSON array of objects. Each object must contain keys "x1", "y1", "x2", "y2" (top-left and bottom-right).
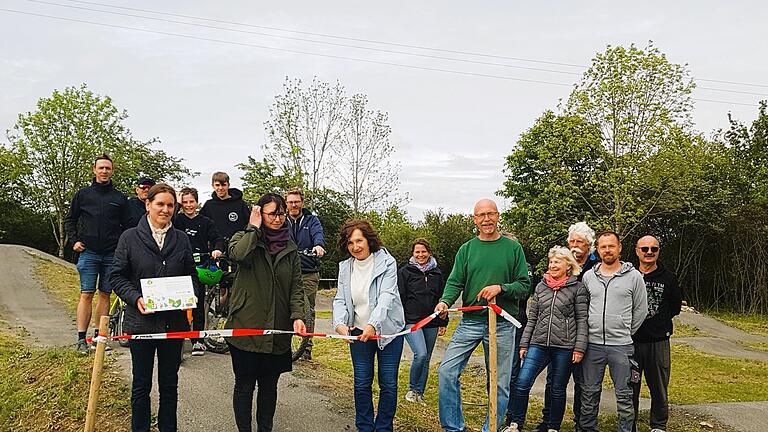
[
  {"x1": 436, "y1": 198, "x2": 530, "y2": 432},
  {"x1": 533, "y1": 221, "x2": 599, "y2": 431},
  {"x1": 631, "y1": 236, "x2": 682, "y2": 432},
  {"x1": 580, "y1": 231, "x2": 647, "y2": 432}
]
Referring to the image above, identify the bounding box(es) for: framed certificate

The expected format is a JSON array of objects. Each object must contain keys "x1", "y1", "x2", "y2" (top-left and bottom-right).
[{"x1": 140, "y1": 275, "x2": 196, "y2": 312}]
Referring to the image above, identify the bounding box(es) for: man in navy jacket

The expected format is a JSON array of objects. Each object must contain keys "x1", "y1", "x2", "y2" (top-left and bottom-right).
[
  {"x1": 285, "y1": 187, "x2": 325, "y2": 359},
  {"x1": 64, "y1": 154, "x2": 129, "y2": 353}
]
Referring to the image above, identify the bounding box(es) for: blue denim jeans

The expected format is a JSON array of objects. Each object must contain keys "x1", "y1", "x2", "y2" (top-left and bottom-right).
[
  {"x1": 541, "y1": 360, "x2": 583, "y2": 428},
  {"x1": 508, "y1": 345, "x2": 573, "y2": 430},
  {"x1": 506, "y1": 322, "x2": 524, "y2": 419},
  {"x1": 438, "y1": 319, "x2": 515, "y2": 432},
  {"x1": 405, "y1": 326, "x2": 439, "y2": 395},
  {"x1": 349, "y1": 331, "x2": 404, "y2": 432},
  {"x1": 76, "y1": 249, "x2": 115, "y2": 293}
]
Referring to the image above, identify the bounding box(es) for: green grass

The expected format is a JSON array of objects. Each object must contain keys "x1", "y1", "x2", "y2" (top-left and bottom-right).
[
  {"x1": 739, "y1": 341, "x2": 768, "y2": 353},
  {"x1": 672, "y1": 317, "x2": 706, "y2": 337},
  {"x1": 0, "y1": 328, "x2": 130, "y2": 431},
  {"x1": 709, "y1": 311, "x2": 768, "y2": 337},
  {"x1": 297, "y1": 338, "x2": 734, "y2": 431},
  {"x1": 315, "y1": 310, "x2": 333, "y2": 319},
  {"x1": 32, "y1": 256, "x2": 81, "y2": 317}
]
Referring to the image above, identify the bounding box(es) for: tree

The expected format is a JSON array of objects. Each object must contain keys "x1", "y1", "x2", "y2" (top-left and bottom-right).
[
  {"x1": 563, "y1": 42, "x2": 695, "y2": 236},
  {"x1": 332, "y1": 94, "x2": 402, "y2": 214},
  {"x1": 237, "y1": 156, "x2": 303, "y2": 203},
  {"x1": 263, "y1": 77, "x2": 346, "y2": 191},
  {"x1": 4, "y1": 84, "x2": 193, "y2": 257}
]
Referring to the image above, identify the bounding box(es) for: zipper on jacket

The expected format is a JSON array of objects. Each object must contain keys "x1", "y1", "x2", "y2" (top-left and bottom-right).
[
  {"x1": 601, "y1": 279, "x2": 609, "y2": 345},
  {"x1": 546, "y1": 290, "x2": 557, "y2": 346}
]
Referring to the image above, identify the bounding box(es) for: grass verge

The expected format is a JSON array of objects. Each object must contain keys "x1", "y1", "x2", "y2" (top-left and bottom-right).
[
  {"x1": 739, "y1": 341, "x2": 768, "y2": 353},
  {"x1": 0, "y1": 326, "x2": 130, "y2": 431},
  {"x1": 709, "y1": 311, "x2": 768, "y2": 337},
  {"x1": 32, "y1": 255, "x2": 81, "y2": 317}
]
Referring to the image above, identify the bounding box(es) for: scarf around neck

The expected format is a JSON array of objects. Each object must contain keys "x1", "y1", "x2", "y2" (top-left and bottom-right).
[
  {"x1": 148, "y1": 218, "x2": 172, "y2": 250},
  {"x1": 409, "y1": 255, "x2": 438, "y2": 273},
  {"x1": 262, "y1": 225, "x2": 290, "y2": 254},
  {"x1": 543, "y1": 273, "x2": 569, "y2": 290}
]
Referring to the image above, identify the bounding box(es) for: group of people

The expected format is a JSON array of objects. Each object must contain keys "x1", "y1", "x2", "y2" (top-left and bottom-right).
[{"x1": 65, "y1": 154, "x2": 682, "y2": 432}]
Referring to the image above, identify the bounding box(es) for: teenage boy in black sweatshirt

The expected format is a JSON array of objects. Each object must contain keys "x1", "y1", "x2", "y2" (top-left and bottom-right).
[
  {"x1": 175, "y1": 187, "x2": 225, "y2": 356},
  {"x1": 632, "y1": 235, "x2": 683, "y2": 432},
  {"x1": 200, "y1": 171, "x2": 250, "y2": 242}
]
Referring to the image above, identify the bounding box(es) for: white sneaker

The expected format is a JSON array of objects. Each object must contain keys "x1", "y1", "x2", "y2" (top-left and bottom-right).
[
  {"x1": 415, "y1": 393, "x2": 427, "y2": 405},
  {"x1": 501, "y1": 423, "x2": 519, "y2": 432},
  {"x1": 650, "y1": 429, "x2": 666, "y2": 432},
  {"x1": 191, "y1": 342, "x2": 206, "y2": 356},
  {"x1": 404, "y1": 390, "x2": 417, "y2": 403},
  {"x1": 548, "y1": 429, "x2": 559, "y2": 432}
]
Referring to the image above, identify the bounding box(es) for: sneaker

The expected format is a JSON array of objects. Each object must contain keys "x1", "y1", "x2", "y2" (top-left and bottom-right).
[
  {"x1": 76, "y1": 339, "x2": 89, "y2": 355},
  {"x1": 301, "y1": 349, "x2": 312, "y2": 360},
  {"x1": 191, "y1": 342, "x2": 206, "y2": 356},
  {"x1": 501, "y1": 423, "x2": 519, "y2": 432},
  {"x1": 404, "y1": 390, "x2": 418, "y2": 403},
  {"x1": 548, "y1": 429, "x2": 559, "y2": 432},
  {"x1": 415, "y1": 393, "x2": 427, "y2": 405},
  {"x1": 650, "y1": 429, "x2": 666, "y2": 432},
  {"x1": 90, "y1": 340, "x2": 112, "y2": 352}
]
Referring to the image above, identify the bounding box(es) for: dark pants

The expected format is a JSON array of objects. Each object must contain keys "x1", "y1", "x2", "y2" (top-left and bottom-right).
[
  {"x1": 581, "y1": 344, "x2": 635, "y2": 432},
  {"x1": 129, "y1": 339, "x2": 183, "y2": 432},
  {"x1": 349, "y1": 330, "x2": 404, "y2": 432},
  {"x1": 506, "y1": 324, "x2": 524, "y2": 420},
  {"x1": 632, "y1": 339, "x2": 671, "y2": 431},
  {"x1": 300, "y1": 272, "x2": 319, "y2": 350},
  {"x1": 229, "y1": 345, "x2": 283, "y2": 432},
  {"x1": 509, "y1": 345, "x2": 573, "y2": 430},
  {"x1": 540, "y1": 360, "x2": 583, "y2": 430},
  {"x1": 191, "y1": 280, "x2": 206, "y2": 343}
]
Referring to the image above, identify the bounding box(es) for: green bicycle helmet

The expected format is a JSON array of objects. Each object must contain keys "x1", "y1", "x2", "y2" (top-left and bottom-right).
[{"x1": 196, "y1": 263, "x2": 223, "y2": 285}]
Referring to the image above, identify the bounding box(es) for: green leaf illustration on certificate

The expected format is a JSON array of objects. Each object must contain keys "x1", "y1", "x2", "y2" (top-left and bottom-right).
[{"x1": 140, "y1": 276, "x2": 196, "y2": 312}]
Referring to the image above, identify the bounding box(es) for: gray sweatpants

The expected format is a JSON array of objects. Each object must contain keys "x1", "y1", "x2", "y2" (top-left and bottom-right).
[
  {"x1": 632, "y1": 339, "x2": 671, "y2": 431},
  {"x1": 580, "y1": 343, "x2": 635, "y2": 432}
]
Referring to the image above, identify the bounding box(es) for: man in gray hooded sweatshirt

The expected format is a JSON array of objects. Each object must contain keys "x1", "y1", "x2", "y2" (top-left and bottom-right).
[{"x1": 579, "y1": 231, "x2": 648, "y2": 432}]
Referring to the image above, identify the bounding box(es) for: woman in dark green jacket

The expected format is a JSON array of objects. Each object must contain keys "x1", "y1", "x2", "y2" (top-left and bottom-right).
[{"x1": 226, "y1": 193, "x2": 306, "y2": 432}]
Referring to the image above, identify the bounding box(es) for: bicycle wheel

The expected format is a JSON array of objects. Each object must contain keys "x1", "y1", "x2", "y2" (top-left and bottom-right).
[
  {"x1": 291, "y1": 335, "x2": 311, "y2": 362},
  {"x1": 116, "y1": 304, "x2": 129, "y2": 347},
  {"x1": 203, "y1": 286, "x2": 229, "y2": 354}
]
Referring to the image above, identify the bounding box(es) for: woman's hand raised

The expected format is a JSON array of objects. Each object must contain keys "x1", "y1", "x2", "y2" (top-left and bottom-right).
[{"x1": 249, "y1": 205, "x2": 262, "y2": 228}]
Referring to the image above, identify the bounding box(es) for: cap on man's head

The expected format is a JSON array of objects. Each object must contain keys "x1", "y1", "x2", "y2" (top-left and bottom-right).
[{"x1": 137, "y1": 176, "x2": 156, "y2": 186}]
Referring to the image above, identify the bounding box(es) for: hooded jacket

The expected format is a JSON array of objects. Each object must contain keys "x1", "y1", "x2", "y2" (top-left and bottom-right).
[
  {"x1": 397, "y1": 261, "x2": 448, "y2": 328},
  {"x1": 109, "y1": 215, "x2": 196, "y2": 335},
  {"x1": 225, "y1": 225, "x2": 304, "y2": 354},
  {"x1": 520, "y1": 276, "x2": 589, "y2": 353},
  {"x1": 64, "y1": 179, "x2": 129, "y2": 254},
  {"x1": 582, "y1": 262, "x2": 648, "y2": 346},
  {"x1": 172, "y1": 212, "x2": 225, "y2": 255},
  {"x1": 333, "y1": 249, "x2": 405, "y2": 349},
  {"x1": 286, "y1": 208, "x2": 325, "y2": 274},
  {"x1": 633, "y1": 262, "x2": 683, "y2": 343},
  {"x1": 199, "y1": 188, "x2": 250, "y2": 240}
]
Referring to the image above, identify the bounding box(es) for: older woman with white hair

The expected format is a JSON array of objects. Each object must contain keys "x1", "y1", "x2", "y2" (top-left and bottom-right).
[{"x1": 503, "y1": 246, "x2": 589, "y2": 432}]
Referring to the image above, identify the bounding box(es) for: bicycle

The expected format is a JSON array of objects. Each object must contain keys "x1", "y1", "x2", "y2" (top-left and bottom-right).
[
  {"x1": 196, "y1": 254, "x2": 232, "y2": 354},
  {"x1": 290, "y1": 248, "x2": 318, "y2": 362},
  {"x1": 108, "y1": 294, "x2": 129, "y2": 347}
]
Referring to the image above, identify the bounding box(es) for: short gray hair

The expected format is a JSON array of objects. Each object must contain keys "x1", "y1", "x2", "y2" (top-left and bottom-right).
[
  {"x1": 548, "y1": 246, "x2": 582, "y2": 276},
  {"x1": 568, "y1": 222, "x2": 595, "y2": 253}
]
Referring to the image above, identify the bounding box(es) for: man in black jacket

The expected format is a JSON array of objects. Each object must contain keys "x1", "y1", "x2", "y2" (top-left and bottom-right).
[
  {"x1": 632, "y1": 235, "x2": 683, "y2": 432},
  {"x1": 64, "y1": 154, "x2": 129, "y2": 353},
  {"x1": 125, "y1": 176, "x2": 155, "y2": 228},
  {"x1": 200, "y1": 171, "x2": 250, "y2": 242}
]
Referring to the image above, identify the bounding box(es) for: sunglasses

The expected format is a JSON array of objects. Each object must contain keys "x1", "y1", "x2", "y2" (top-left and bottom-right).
[
  {"x1": 639, "y1": 246, "x2": 659, "y2": 253},
  {"x1": 138, "y1": 185, "x2": 152, "y2": 190}
]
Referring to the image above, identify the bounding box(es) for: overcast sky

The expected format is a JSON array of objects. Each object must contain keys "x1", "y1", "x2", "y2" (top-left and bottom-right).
[{"x1": 2, "y1": 1, "x2": 766, "y2": 218}]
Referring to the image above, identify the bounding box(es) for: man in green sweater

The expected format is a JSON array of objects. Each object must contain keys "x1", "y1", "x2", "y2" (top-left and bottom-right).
[{"x1": 436, "y1": 198, "x2": 531, "y2": 432}]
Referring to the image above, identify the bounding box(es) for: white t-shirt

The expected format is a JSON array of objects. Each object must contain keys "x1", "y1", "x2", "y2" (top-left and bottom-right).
[{"x1": 351, "y1": 254, "x2": 374, "y2": 329}]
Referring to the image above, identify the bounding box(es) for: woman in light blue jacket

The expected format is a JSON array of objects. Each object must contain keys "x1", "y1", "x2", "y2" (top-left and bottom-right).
[{"x1": 333, "y1": 219, "x2": 405, "y2": 432}]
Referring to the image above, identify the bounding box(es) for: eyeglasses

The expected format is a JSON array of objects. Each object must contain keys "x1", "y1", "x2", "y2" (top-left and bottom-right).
[
  {"x1": 286, "y1": 200, "x2": 302, "y2": 205},
  {"x1": 263, "y1": 211, "x2": 286, "y2": 220},
  {"x1": 639, "y1": 246, "x2": 659, "y2": 253},
  {"x1": 473, "y1": 211, "x2": 499, "y2": 219}
]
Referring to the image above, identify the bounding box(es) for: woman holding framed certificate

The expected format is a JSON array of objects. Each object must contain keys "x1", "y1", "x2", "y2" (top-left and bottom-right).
[
  {"x1": 226, "y1": 193, "x2": 306, "y2": 432},
  {"x1": 110, "y1": 183, "x2": 197, "y2": 432}
]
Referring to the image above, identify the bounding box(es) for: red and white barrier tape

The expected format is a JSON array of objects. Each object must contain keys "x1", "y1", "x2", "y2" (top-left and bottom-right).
[{"x1": 88, "y1": 305, "x2": 521, "y2": 343}]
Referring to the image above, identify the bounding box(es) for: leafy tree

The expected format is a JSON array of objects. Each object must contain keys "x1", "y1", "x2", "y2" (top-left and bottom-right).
[
  {"x1": 563, "y1": 42, "x2": 695, "y2": 236},
  {"x1": 237, "y1": 156, "x2": 303, "y2": 203},
  {"x1": 419, "y1": 209, "x2": 476, "y2": 276},
  {"x1": 4, "y1": 84, "x2": 193, "y2": 257}
]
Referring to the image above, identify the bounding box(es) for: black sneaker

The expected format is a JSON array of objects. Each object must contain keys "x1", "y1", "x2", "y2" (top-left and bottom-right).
[{"x1": 301, "y1": 349, "x2": 312, "y2": 361}]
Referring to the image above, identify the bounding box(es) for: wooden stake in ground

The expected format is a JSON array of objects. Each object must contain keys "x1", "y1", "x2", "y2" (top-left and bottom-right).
[
  {"x1": 488, "y1": 298, "x2": 498, "y2": 432},
  {"x1": 84, "y1": 315, "x2": 110, "y2": 432}
]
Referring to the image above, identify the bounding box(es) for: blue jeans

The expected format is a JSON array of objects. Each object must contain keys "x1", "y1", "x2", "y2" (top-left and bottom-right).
[
  {"x1": 438, "y1": 319, "x2": 515, "y2": 432},
  {"x1": 76, "y1": 249, "x2": 114, "y2": 293},
  {"x1": 405, "y1": 326, "x2": 439, "y2": 395},
  {"x1": 349, "y1": 332, "x2": 404, "y2": 432},
  {"x1": 509, "y1": 345, "x2": 573, "y2": 430},
  {"x1": 541, "y1": 361, "x2": 583, "y2": 428},
  {"x1": 506, "y1": 322, "x2": 524, "y2": 419}
]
